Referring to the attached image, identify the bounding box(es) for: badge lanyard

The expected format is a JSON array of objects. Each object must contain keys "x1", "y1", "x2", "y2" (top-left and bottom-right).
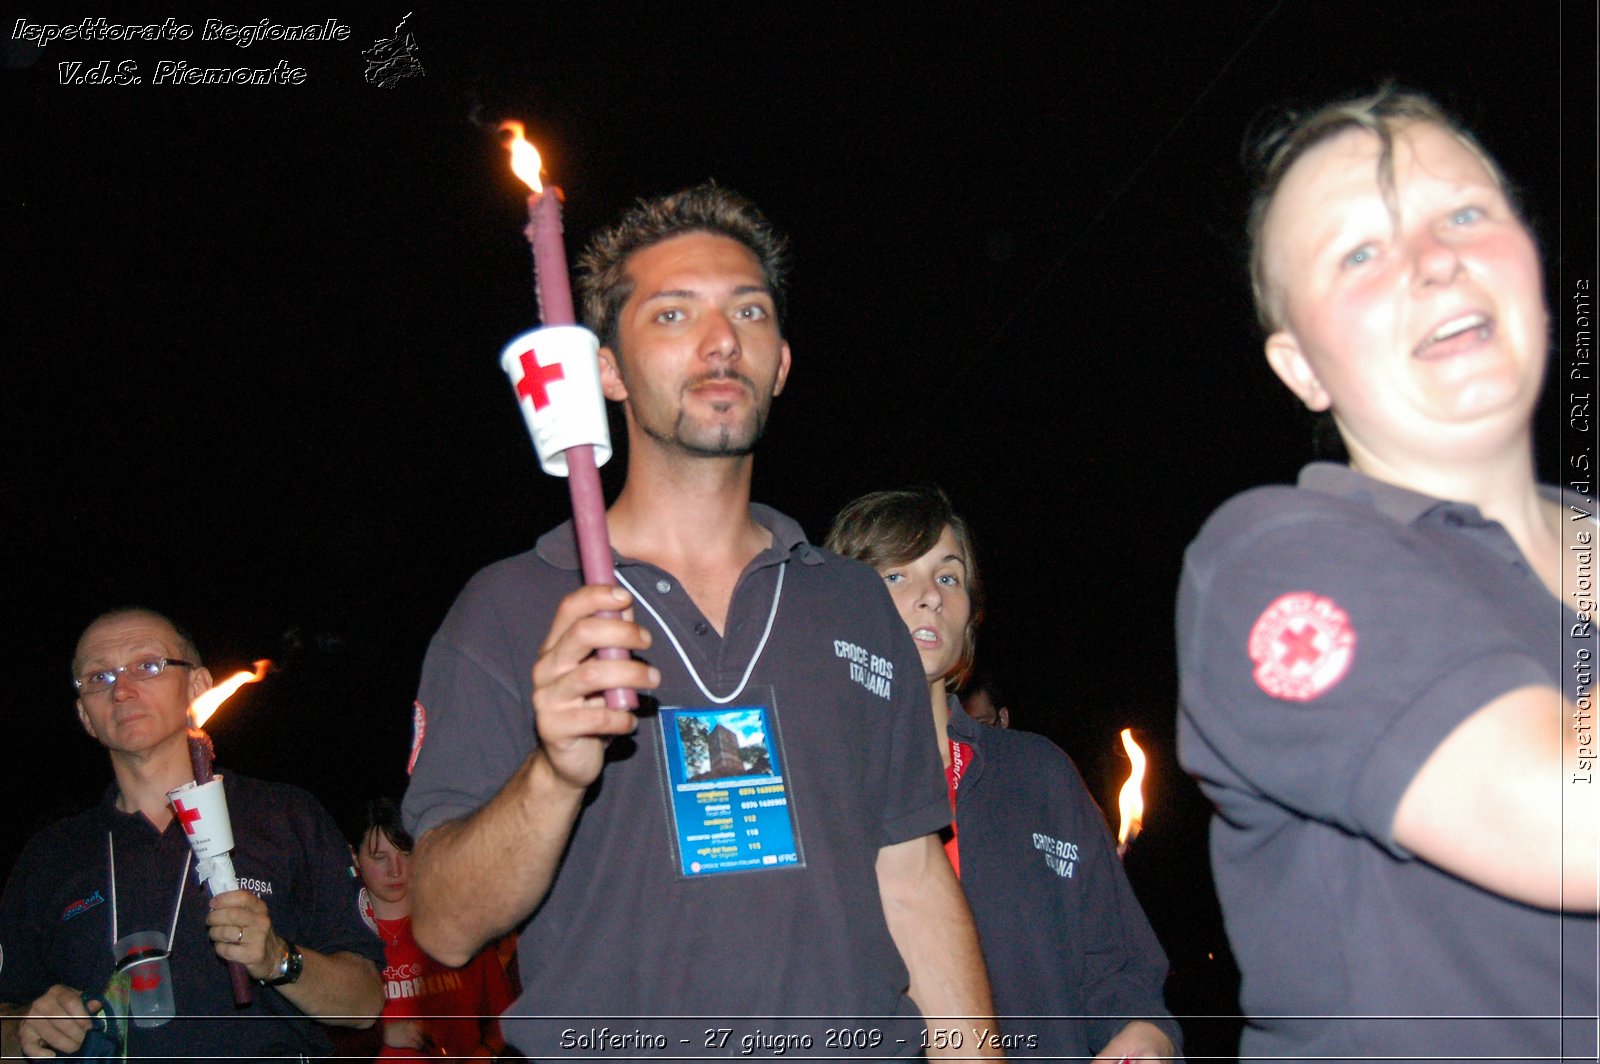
[
  {"x1": 107, "y1": 831, "x2": 191, "y2": 956},
  {"x1": 613, "y1": 562, "x2": 786, "y2": 705}
]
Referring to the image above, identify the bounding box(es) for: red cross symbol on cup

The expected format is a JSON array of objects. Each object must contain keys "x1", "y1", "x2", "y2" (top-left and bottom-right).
[
  {"x1": 173, "y1": 798, "x2": 203, "y2": 836},
  {"x1": 516, "y1": 347, "x2": 565, "y2": 411}
]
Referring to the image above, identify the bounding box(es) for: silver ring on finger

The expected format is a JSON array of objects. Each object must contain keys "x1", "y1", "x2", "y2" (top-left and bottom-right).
[{"x1": 235, "y1": 925, "x2": 245, "y2": 944}]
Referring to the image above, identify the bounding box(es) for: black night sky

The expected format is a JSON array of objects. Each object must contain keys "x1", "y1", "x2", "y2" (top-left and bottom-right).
[{"x1": 5, "y1": 3, "x2": 1595, "y2": 1055}]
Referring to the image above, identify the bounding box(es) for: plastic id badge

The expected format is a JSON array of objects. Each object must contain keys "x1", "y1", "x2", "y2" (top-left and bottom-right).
[{"x1": 656, "y1": 687, "x2": 804, "y2": 878}]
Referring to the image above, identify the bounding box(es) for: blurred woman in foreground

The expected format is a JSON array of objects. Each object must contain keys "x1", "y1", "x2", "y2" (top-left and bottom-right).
[{"x1": 1175, "y1": 88, "x2": 1597, "y2": 1060}]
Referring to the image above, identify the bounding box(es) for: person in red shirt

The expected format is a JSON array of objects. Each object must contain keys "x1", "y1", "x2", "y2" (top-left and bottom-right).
[{"x1": 353, "y1": 798, "x2": 514, "y2": 1060}]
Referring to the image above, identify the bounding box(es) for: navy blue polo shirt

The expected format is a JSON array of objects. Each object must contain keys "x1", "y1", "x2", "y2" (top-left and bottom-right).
[
  {"x1": 405, "y1": 505, "x2": 949, "y2": 1058},
  {"x1": 945, "y1": 698, "x2": 1179, "y2": 1057},
  {"x1": 1177, "y1": 462, "x2": 1597, "y2": 1061},
  {"x1": 0, "y1": 772, "x2": 384, "y2": 1060}
]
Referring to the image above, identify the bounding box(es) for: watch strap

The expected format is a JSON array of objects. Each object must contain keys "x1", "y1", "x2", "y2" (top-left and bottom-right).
[{"x1": 260, "y1": 939, "x2": 303, "y2": 987}]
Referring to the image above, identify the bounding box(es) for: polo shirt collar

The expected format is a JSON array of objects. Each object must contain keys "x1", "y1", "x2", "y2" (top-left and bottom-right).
[
  {"x1": 533, "y1": 502, "x2": 824, "y2": 571},
  {"x1": 944, "y1": 692, "x2": 983, "y2": 744},
  {"x1": 943, "y1": 693, "x2": 987, "y2": 790},
  {"x1": 1299, "y1": 460, "x2": 1576, "y2": 528},
  {"x1": 98, "y1": 781, "x2": 177, "y2": 840},
  {"x1": 1297, "y1": 461, "x2": 1460, "y2": 525}
]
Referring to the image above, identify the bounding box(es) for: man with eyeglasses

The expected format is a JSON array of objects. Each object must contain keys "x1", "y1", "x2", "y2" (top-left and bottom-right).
[{"x1": 0, "y1": 608, "x2": 384, "y2": 1059}]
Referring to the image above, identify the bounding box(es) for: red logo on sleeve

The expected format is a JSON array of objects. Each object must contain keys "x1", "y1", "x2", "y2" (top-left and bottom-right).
[
  {"x1": 1248, "y1": 592, "x2": 1357, "y2": 702},
  {"x1": 407, "y1": 701, "x2": 427, "y2": 775}
]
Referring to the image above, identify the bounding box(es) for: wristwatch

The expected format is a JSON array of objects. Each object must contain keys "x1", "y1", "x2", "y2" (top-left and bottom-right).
[{"x1": 259, "y1": 938, "x2": 304, "y2": 987}]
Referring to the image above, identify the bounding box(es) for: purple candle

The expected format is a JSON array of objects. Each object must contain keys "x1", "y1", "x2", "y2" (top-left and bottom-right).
[{"x1": 502, "y1": 122, "x2": 634, "y2": 711}]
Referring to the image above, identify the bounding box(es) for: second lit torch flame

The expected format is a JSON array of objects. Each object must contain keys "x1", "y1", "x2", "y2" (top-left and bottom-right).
[
  {"x1": 1116, "y1": 728, "x2": 1147, "y2": 858},
  {"x1": 500, "y1": 120, "x2": 544, "y2": 194},
  {"x1": 189, "y1": 660, "x2": 271, "y2": 730},
  {"x1": 177, "y1": 657, "x2": 269, "y2": 1008}
]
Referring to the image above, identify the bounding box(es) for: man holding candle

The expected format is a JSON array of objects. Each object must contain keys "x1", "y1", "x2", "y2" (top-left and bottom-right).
[
  {"x1": 0, "y1": 608, "x2": 385, "y2": 1059},
  {"x1": 404, "y1": 185, "x2": 1000, "y2": 1058}
]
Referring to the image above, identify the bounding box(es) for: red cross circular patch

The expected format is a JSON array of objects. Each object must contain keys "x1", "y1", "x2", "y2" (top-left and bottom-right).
[
  {"x1": 1248, "y1": 591, "x2": 1356, "y2": 702},
  {"x1": 358, "y1": 887, "x2": 378, "y2": 934}
]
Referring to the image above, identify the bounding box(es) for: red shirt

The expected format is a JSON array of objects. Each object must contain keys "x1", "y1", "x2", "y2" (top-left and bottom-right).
[{"x1": 374, "y1": 913, "x2": 516, "y2": 1058}]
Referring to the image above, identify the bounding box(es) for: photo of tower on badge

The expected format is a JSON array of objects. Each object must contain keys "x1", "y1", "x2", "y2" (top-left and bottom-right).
[
  {"x1": 676, "y1": 709, "x2": 772, "y2": 782},
  {"x1": 657, "y1": 702, "x2": 804, "y2": 878}
]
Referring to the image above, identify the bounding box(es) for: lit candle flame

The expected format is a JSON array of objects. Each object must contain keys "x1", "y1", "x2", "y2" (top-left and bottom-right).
[
  {"x1": 499, "y1": 121, "x2": 544, "y2": 194},
  {"x1": 1116, "y1": 728, "x2": 1147, "y2": 858},
  {"x1": 189, "y1": 660, "x2": 271, "y2": 729}
]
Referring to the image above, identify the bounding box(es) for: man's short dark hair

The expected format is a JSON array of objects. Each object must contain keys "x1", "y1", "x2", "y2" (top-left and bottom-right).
[
  {"x1": 963, "y1": 672, "x2": 1008, "y2": 713},
  {"x1": 576, "y1": 182, "x2": 789, "y2": 352}
]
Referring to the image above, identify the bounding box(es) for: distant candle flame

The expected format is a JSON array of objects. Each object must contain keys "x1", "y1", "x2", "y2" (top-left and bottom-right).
[
  {"x1": 1116, "y1": 728, "x2": 1147, "y2": 858},
  {"x1": 189, "y1": 660, "x2": 271, "y2": 729},
  {"x1": 499, "y1": 121, "x2": 544, "y2": 194}
]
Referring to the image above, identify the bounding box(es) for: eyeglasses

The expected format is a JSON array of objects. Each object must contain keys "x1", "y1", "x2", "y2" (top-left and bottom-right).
[{"x1": 74, "y1": 657, "x2": 196, "y2": 695}]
